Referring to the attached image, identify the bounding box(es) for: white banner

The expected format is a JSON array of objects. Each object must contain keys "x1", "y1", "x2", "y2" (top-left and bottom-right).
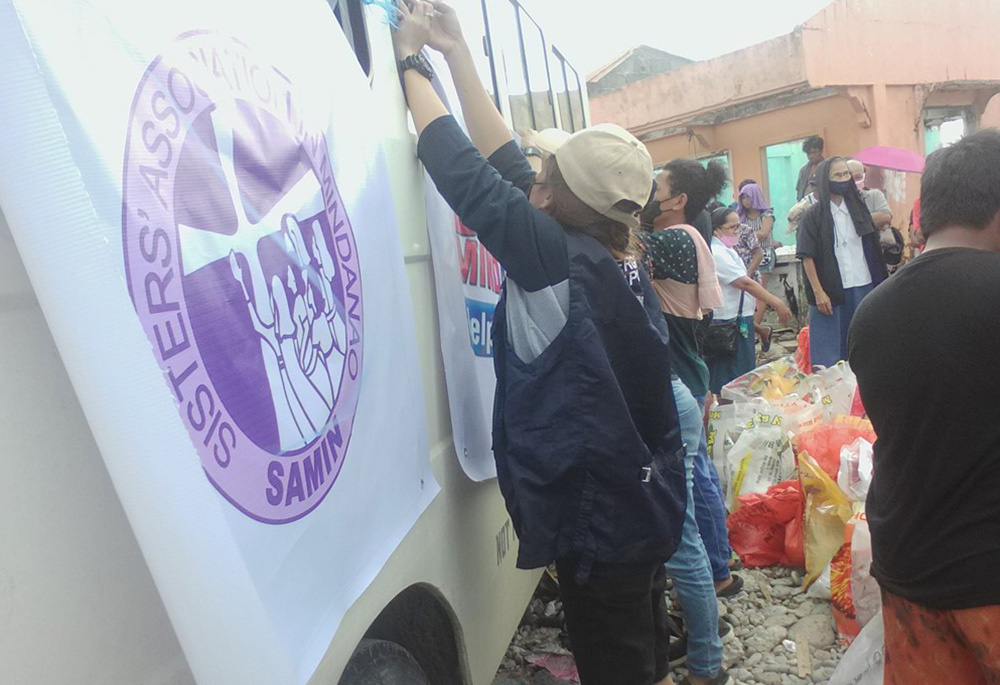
[
  {"x1": 0, "y1": 0, "x2": 437, "y2": 682},
  {"x1": 423, "y1": 51, "x2": 502, "y2": 481}
]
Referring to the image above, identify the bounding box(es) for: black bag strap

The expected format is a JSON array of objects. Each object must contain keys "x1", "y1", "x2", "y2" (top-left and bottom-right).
[{"x1": 737, "y1": 289, "x2": 746, "y2": 319}]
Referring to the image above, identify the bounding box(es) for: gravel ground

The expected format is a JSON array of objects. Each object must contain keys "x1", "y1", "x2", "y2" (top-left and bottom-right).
[{"x1": 494, "y1": 566, "x2": 845, "y2": 685}]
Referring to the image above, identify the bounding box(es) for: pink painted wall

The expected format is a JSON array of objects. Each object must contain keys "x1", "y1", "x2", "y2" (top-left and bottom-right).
[
  {"x1": 590, "y1": 0, "x2": 1000, "y2": 141},
  {"x1": 802, "y1": 0, "x2": 1000, "y2": 88},
  {"x1": 588, "y1": 32, "x2": 808, "y2": 135}
]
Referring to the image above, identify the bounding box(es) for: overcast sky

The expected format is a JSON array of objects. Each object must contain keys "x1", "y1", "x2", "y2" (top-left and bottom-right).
[{"x1": 526, "y1": 0, "x2": 834, "y2": 76}]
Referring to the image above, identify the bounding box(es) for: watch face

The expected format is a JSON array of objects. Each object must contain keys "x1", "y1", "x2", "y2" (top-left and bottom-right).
[
  {"x1": 415, "y1": 54, "x2": 433, "y2": 77},
  {"x1": 402, "y1": 54, "x2": 433, "y2": 80}
]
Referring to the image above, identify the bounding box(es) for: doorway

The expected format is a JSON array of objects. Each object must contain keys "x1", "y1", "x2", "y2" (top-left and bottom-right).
[
  {"x1": 763, "y1": 140, "x2": 810, "y2": 247},
  {"x1": 924, "y1": 107, "x2": 971, "y2": 154}
]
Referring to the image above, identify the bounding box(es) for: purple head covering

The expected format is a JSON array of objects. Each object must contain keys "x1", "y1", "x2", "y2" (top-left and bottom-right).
[{"x1": 737, "y1": 183, "x2": 772, "y2": 221}]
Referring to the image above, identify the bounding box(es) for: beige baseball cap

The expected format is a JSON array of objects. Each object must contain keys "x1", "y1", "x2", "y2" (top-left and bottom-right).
[
  {"x1": 534, "y1": 128, "x2": 571, "y2": 155},
  {"x1": 543, "y1": 123, "x2": 653, "y2": 229}
]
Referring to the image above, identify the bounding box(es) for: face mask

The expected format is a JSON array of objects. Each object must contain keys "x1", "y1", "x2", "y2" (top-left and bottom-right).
[
  {"x1": 718, "y1": 234, "x2": 739, "y2": 248},
  {"x1": 640, "y1": 200, "x2": 664, "y2": 227},
  {"x1": 641, "y1": 193, "x2": 683, "y2": 227},
  {"x1": 829, "y1": 180, "x2": 853, "y2": 196},
  {"x1": 855, "y1": 176, "x2": 866, "y2": 191}
]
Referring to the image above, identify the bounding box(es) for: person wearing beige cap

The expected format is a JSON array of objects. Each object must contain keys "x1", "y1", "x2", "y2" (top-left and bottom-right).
[
  {"x1": 519, "y1": 127, "x2": 571, "y2": 174},
  {"x1": 393, "y1": 2, "x2": 689, "y2": 684}
]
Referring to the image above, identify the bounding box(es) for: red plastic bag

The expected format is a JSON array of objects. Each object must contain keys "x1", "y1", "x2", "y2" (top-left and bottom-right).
[
  {"x1": 850, "y1": 389, "x2": 867, "y2": 418},
  {"x1": 793, "y1": 418, "x2": 877, "y2": 480},
  {"x1": 784, "y1": 511, "x2": 805, "y2": 567},
  {"x1": 794, "y1": 326, "x2": 811, "y2": 373},
  {"x1": 529, "y1": 653, "x2": 580, "y2": 683},
  {"x1": 728, "y1": 480, "x2": 805, "y2": 568}
]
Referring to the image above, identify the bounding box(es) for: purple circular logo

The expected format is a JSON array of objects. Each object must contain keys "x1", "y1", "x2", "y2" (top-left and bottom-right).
[{"x1": 122, "y1": 33, "x2": 363, "y2": 523}]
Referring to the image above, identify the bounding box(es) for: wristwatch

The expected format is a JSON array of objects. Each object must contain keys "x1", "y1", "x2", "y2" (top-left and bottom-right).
[
  {"x1": 521, "y1": 146, "x2": 542, "y2": 159},
  {"x1": 399, "y1": 53, "x2": 434, "y2": 81}
]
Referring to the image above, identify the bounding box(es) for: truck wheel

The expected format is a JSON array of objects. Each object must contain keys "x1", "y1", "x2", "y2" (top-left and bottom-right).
[{"x1": 339, "y1": 639, "x2": 430, "y2": 685}]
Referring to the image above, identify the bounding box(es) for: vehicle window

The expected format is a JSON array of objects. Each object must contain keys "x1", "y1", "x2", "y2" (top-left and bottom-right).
[
  {"x1": 518, "y1": 9, "x2": 555, "y2": 130},
  {"x1": 565, "y1": 61, "x2": 585, "y2": 131},
  {"x1": 488, "y1": 0, "x2": 531, "y2": 132}
]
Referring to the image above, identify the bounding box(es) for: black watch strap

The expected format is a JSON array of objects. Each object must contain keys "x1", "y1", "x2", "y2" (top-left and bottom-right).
[{"x1": 399, "y1": 53, "x2": 434, "y2": 81}]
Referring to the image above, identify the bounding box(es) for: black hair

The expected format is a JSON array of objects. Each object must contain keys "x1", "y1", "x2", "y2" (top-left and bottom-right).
[
  {"x1": 705, "y1": 199, "x2": 725, "y2": 215},
  {"x1": 803, "y1": 136, "x2": 824, "y2": 154},
  {"x1": 738, "y1": 178, "x2": 757, "y2": 191},
  {"x1": 661, "y1": 159, "x2": 729, "y2": 223},
  {"x1": 920, "y1": 128, "x2": 1000, "y2": 237},
  {"x1": 711, "y1": 206, "x2": 737, "y2": 230}
]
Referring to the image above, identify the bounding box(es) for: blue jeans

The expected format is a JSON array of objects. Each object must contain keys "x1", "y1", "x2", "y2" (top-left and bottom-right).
[
  {"x1": 666, "y1": 379, "x2": 723, "y2": 679},
  {"x1": 693, "y1": 394, "x2": 734, "y2": 582},
  {"x1": 809, "y1": 283, "x2": 874, "y2": 369}
]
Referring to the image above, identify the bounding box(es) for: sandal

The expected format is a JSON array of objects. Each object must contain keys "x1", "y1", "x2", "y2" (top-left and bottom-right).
[
  {"x1": 760, "y1": 325, "x2": 774, "y2": 352},
  {"x1": 715, "y1": 573, "x2": 744, "y2": 598}
]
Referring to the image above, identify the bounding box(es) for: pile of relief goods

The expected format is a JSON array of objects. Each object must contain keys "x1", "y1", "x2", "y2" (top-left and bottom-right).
[{"x1": 709, "y1": 356, "x2": 879, "y2": 646}]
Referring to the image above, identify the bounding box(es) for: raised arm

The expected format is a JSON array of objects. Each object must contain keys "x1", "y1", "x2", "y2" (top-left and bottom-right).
[
  {"x1": 423, "y1": 1, "x2": 513, "y2": 158},
  {"x1": 391, "y1": 3, "x2": 566, "y2": 290},
  {"x1": 392, "y1": 1, "x2": 449, "y2": 134}
]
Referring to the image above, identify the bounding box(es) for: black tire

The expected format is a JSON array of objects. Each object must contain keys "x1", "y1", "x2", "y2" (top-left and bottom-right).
[{"x1": 339, "y1": 639, "x2": 431, "y2": 685}]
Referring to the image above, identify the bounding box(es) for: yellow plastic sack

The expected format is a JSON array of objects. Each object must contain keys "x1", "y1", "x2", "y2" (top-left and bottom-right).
[{"x1": 799, "y1": 452, "x2": 855, "y2": 590}]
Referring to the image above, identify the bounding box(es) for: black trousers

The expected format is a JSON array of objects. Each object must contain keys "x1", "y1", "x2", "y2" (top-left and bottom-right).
[{"x1": 555, "y1": 559, "x2": 670, "y2": 685}]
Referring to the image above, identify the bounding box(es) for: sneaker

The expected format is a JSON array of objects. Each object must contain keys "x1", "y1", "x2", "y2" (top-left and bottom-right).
[
  {"x1": 719, "y1": 618, "x2": 734, "y2": 643},
  {"x1": 677, "y1": 669, "x2": 735, "y2": 685}
]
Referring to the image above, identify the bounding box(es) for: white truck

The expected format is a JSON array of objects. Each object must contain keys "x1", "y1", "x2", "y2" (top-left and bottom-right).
[{"x1": 0, "y1": 0, "x2": 589, "y2": 683}]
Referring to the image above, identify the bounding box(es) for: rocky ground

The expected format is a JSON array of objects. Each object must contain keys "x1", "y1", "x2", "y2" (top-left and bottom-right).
[{"x1": 493, "y1": 566, "x2": 846, "y2": 685}]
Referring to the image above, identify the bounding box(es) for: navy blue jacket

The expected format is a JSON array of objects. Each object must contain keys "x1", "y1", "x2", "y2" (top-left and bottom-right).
[{"x1": 419, "y1": 117, "x2": 687, "y2": 579}]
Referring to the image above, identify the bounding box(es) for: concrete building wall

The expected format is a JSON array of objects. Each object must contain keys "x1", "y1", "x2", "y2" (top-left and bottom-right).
[
  {"x1": 589, "y1": 32, "x2": 808, "y2": 135},
  {"x1": 802, "y1": 0, "x2": 1000, "y2": 88},
  {"x1": 643, "y1": 94, "x2": 861, "y2": 204},
  {"x1": 589, "y1": 0, "x2": 1000, "y2": 243}
]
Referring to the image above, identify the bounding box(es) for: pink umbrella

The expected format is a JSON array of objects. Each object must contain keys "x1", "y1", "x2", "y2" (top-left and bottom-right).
[{"x1": 853, "y1": 146, "x2": 926, "y2": 174}]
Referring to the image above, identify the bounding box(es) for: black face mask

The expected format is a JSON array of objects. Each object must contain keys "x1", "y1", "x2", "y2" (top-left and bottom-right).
[
  {"x1": 640, "y1": 194, "x2": 682, "y2": 228},
  {"x1": 640, "y1": 199, "x2": 664, "y2": 227},
  {"x1": 829, "y1": 180, "x2": 853, "y2": 196}
]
